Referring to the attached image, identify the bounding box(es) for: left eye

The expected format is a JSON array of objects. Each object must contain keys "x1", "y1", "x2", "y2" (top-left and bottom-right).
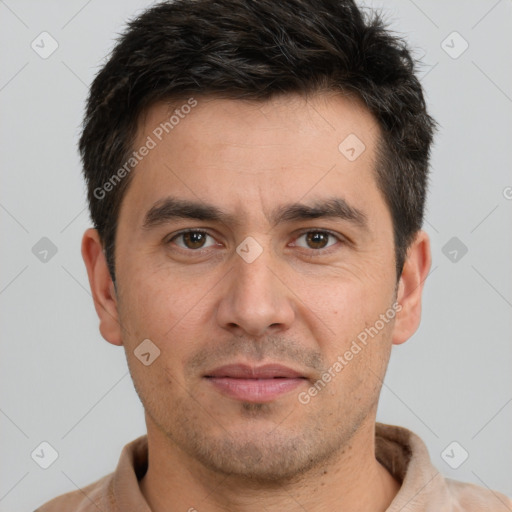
[
  {"x1": 170, "y1": 230, "x2": 218, "y2": 250},
  {"x1": 293, "y1": 231, "x2": 339, "y2": 250}
]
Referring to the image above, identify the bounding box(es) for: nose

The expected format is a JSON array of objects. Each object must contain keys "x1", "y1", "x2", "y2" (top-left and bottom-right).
[{"x1": 216, "y1": 245, "x2": 296, "y2": 337}]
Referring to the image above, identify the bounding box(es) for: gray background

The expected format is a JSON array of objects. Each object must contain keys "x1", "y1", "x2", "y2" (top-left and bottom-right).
[{"x1": 1, "y1": 0, "x2": 511, "y2": 510}]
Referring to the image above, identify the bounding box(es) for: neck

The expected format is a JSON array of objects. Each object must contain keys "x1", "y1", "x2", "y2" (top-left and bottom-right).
[{"x1": 140, "y1": 416, "x2": 400, "y2": 512}]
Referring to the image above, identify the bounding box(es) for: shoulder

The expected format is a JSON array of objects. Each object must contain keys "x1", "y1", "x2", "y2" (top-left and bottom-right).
[
  {"x1": 34, "y1": 473, "x2": 113, "y2": 512},
  {"x1": 445, "y1": 477, "x2": 512, "y2": 511},
  {"x1": 375, "y1": 423, "x2": 512, "y2": 511},
  {"x1": 33, "y1": 435, "x2": 148, "y2": 512}
]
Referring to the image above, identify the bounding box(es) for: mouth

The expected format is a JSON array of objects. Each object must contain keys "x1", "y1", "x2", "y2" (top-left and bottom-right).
[{"x1": 204, "y1": 363, "x2": 308, "y2": 403}]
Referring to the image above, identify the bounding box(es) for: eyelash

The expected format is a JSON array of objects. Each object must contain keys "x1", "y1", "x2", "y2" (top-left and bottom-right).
[{"x1": 166, "y1": 229, "x2": 345, "y2": 255}]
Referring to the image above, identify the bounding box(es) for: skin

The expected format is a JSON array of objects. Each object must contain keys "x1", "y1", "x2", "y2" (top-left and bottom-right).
[{"x1": 82, "y1": 91, "x2": 431, "y2": 512}]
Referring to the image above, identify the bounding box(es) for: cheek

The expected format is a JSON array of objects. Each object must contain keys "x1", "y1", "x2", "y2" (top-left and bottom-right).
[
  {"x1": 118, "y1": 267, "x2": 215, "y2": 376},
  {"x1": 120, "y1": 261, "x2": 205, "y2": 327},
  {"x1": 293, "y1": 270, "x2": 378, "y2": 334},
  {"x1": 294, "y1": 265, "x2": 396, "y2": 362}
]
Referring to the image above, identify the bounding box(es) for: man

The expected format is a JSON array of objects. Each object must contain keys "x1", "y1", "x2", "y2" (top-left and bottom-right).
[{"x1": 36, "y1": 0, "x2": 511, "y2": 510}]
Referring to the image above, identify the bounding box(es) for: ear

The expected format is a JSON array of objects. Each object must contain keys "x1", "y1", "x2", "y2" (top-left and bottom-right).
[
  {"x1": 392, "y1": 230, "x2": 431, "y2": 345},
  {"x1": 81, "y1": 228, "x2": 123, "y2": 346}
]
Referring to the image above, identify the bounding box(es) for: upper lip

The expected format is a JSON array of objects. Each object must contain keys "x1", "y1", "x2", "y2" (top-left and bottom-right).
[{"x1": 205, "y1": 363, "x2": 305, "y2": 379}]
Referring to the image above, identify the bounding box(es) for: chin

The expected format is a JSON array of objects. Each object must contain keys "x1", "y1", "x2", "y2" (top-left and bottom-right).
[{"x1": 178, "y1": 424, "x2": 342, "y2": 484}]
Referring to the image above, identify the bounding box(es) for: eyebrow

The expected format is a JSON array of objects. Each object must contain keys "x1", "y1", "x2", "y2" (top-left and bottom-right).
[{"x1": 142, "y1": 196, "x2": 368, "y2": 230}]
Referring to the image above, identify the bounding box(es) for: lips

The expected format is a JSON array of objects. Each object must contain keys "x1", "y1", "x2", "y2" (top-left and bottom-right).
[
  {"x1": 204, "y1": 363, "x2": 307, "y2": 403},
  {"x1": 205, "y1": 363, "x2": 304, "y2": 379}
]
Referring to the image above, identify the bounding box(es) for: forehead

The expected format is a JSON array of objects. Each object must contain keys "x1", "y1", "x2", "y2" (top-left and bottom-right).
[
  {"x1": 120, "y1": 92, "x2": 385, "y2": 227},
  {"x1": 138, "y1": 92, "x2": 378, "y2": 162}
]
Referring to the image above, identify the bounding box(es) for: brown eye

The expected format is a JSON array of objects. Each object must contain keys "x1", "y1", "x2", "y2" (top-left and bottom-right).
[
  {"x1": 306, "y1": 232, "x2": 329, "y2": 249},
  {"x1": 171, "y1": 230, "x2": 216, "y2": 250},
  {"x1": 294, "y1": 231, "x2": 339, "y2": 250},
  {"x1": 182, "y1": 232, "x2": 207, "y2": 249}
]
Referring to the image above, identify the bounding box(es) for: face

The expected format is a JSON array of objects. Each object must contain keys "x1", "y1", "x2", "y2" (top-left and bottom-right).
[{"x1": 84, "y1": 92, "x2": 429, "y2": 482}]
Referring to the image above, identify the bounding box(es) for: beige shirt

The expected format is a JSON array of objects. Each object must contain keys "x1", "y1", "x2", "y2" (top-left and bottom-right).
[{"x1": 35, "y1": 423, "x2": 511, "y2": 511}]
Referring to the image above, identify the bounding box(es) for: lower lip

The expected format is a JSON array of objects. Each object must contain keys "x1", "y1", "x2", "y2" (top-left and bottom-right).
[{"x1": 206, "y1": 377, "x2": 305, "y2": 402}]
